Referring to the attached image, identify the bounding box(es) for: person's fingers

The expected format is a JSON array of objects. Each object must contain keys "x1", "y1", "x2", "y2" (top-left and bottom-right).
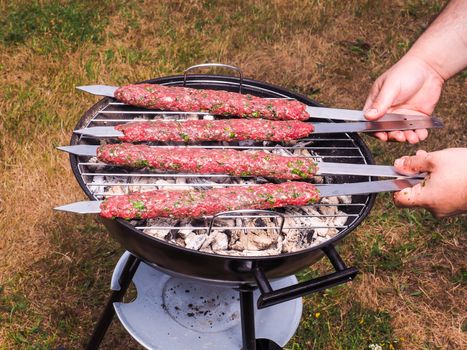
[
  {"x1": 363, "y1": 79, "x2": 381, "y2": 113},
  {"x1": 372, "y1": 131, "x2": 389, "y2": 142},
  {"x1": 393, "y1": 182, "x2": 430, "y2": 208},
  {"x1": 394, "y1": 150, "x2": 432, "y2": 175},
  {"x1": 365, "y1": 79, "x2": 400, "y2": 120},
  {"x1": 393, "y1": 186, "x2": 418, "y2": 208},
  {"x1": 387, "y1": 131, "x2": 406, "y2": 142},
  {"x1": 415, "y1": 149, "x2": 428, "y2": 157},
  {"x1": 403, "y1": 130, "x2": 420, "y2": 144},
  {"x1": 393, "y1": 187, "x2": 415, "y2": 208},
  {"x1": 378, "y1": 129, "x2": 427, "y2": 144},
  {"x1": 363, "y1": 95, "x2": 375, "y2": 113},
  {"x1": 414, "y1": 129, "x2": 428, "y2": 141}
]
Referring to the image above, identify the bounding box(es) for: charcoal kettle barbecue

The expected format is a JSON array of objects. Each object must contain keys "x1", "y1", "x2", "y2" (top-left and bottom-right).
[{"x1": 62, "y1": 64, "x2": 417, "y2": 349}]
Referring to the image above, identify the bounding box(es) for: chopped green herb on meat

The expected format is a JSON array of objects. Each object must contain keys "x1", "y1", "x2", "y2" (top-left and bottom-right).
[
  {"x1": 134, "y1": 159, "x2": 149, "y2": 167},
  {"x1": 131, "y1": 200, "x2": 146, "y2": 211},
  {"x1": 179, "y1": 132, "x2": 190, "y2": 142},
  {"x1": 259, "y1": 193, "x2": 276, "y2": 204},
  {"x1": 291, "y1": 168, "x2": 309, "y2": 178}
]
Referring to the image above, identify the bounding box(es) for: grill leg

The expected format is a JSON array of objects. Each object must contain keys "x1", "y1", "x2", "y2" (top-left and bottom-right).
[
  {"x1": 239, "y1": 288, "x2": 256, "y2": 350},
  {"x1": 85, "y1": 254, "x2": 141, "y2": 350}
]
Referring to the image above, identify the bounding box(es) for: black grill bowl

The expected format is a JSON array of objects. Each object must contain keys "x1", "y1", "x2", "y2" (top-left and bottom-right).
[{"x1": 69, "y1": 74, "x2": 376, "y2": 285}]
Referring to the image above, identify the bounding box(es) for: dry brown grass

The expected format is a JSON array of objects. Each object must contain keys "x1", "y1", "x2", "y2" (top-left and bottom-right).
[{"x1": 0, "y1": 0, "x2": 465, "y2": 349}]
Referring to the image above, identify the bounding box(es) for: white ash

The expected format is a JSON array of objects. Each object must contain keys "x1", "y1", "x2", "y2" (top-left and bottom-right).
[
  {"x1": 85, "y1": 118, "x2": 351, "y2": 257},
  {"x1": 138, "y1": 174, "x2": 350, "y2": 256},
  {"x1": 185, "y1": 233, "x2": 208, "y2": 250}
]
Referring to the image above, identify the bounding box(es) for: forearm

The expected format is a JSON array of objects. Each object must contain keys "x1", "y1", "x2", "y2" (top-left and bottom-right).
[{"x1": 406, "y1": 0, "x2": 467, "y2": 80}]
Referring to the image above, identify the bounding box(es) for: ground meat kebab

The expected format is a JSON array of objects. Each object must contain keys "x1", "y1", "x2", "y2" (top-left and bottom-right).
[
  {"x1": 100, "y1": 182, "x2": 320, "y2": 219},
  {"x1": 115, "y1": 119, "x2": 314, "y2": 143},
  {"x1": 97, "y1": 143, "x2": 318, "y2": 180},
  {"x1": 115, "y1": 84, "x2": 309, "y2": 121}
]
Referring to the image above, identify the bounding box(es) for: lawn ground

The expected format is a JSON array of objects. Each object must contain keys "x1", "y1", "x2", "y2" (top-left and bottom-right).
[{"x1": 0, "y1": 1, "x2": 465, "y2": 349}]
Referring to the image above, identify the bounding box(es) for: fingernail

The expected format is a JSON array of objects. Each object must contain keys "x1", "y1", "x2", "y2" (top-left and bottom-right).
[
  {"x1": 394, "y1": 158, "x2": 403, "y2": 168},
  {"x1": 402, "y1": 186, "x2": 412, "y2": 195},
  {"x1": 365, "y1": 108, "x2": 377, "y2": 117}
]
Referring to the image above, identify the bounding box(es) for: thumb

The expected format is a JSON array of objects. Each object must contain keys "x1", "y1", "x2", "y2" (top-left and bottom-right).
[
  {"x1": 364, "y1": 80, "x2": 400, "y2": 120},
  {"x1": 393, "y1": 183, "x2": 428, "y2": 208},
  {"x1": 394, "y1": 150, "x2": 432, "y2": 175}
]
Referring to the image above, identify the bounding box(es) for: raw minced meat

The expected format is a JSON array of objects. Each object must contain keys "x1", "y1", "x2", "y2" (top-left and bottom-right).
[
  {"x1": 100, "y1": 182, "x2": 320, "y2": 219},
  {"x1": 114, "y1": 84, "x2": 309, "y2": 121}
]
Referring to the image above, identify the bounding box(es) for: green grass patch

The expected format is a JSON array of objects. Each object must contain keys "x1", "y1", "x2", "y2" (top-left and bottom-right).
[
  {"x1": 0, "y1": 219, "x2": 121, "y2": 349},
  {"x1": 0, "y1": 0, "x2": 122, "y2": 52},
  {"x1": 0, "y1": 280, "x2": 56, "y2": 348},
  {"x1": 288, "y1": 298, "x2": 400, "y2": 349}
]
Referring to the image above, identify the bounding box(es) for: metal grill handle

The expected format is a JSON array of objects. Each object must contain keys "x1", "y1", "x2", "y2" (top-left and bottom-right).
[
  {"x1": 206, "y1": 209, "x2": 286, "y2": 236},
  {"x1": 253, "y1": 245, "x2": 358, "y2": 309},
  {"x1": 183, "y1": 63, "x2": 244, "y2": 93}
]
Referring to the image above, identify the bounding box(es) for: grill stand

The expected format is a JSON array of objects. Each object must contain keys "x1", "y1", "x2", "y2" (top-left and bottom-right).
[
  {"x1": 84, "y1": 254, "x2": 289, "y2": 350},
  {"x1": 84, "y1": 245, "x2": 356, "y2": 350},
  {"x1": 85, "y1": 254, "x2": 141, "y2": 350},
  {"x1": 239, "y1": 288, "x2": 256, "y2": 350}
]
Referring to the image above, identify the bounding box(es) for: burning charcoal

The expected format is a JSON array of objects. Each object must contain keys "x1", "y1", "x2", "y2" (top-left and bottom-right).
[
  {"x1": 318, "y1": 196, "x2": 339, "y2": 216},
  {"x1": 292, "y1": 145, "x2": 313, "y2": 158},
  {"x1": 170, "y1": 237, "x2": 185, "y2": 247},
  {"x1": 229, "y1": 231, "x2": 243, "y2": 251},
  {"x1": 144, "y1": 229, "x2": 169, "y2": 239},
  {"x1": 89, "y1": 176, "x2": 105, "y2": 194},
  {"x1": 88, "y1": 175, "x2": 104, "y2": 195},
  {"x1": 129, "y1": 176, "x2": 160, "y2": 193},
  {"x1": 200, "y1": 232, "x2": 215, "y2": 250},
  {"x1": 106, "y1": 184, "x2": 126, "y2": 195},
  {"x1": 312, "y1": 235, "x2": 328, "y2": 245},
  {"x1": 271, "y1": 147, "x2": 290, "y2": 157},
  {"x1": 211, "y1": 231, "x2": 229, "y2": 251},
  {"x1": 247, "y1": 232, "x2": 276, "y2": 250},
  {"x1": 327, "y1": 211, "x2": 348, "y2": 227},
  {"x1": 177, "y1": 226, "x2": 195, "y2": 239},
  {"x1": 313, "y1": 176, "x2": 324, "y2": 184},
  {"x1": 300, "y1": 206, "x2": 321, "y2": 216},
  {"x1": 238, "y1": 140, "x2": 257, "y2": 147},
  {"x1": 282, "y1": 230, "x2": 308, "y2": 253},
  {"x1": 185, "y1": 233, "x2": 207, "y2": 250},
  {"x1": 175, "y1": 177, "x2": 194, "y2": 191},
  {"x1": 200, "y1": 246, "x2": 213, "y2": 253},
  {"x1": 144, "y1": 218, "x2": 178, "y2": 240},
  {"x1": 212, "y1": 218, "x2": 236, "y2": 228},
  {"x1": 337, "y1": 195, "x2": 352, "y2": 204},
  {"x1": 88, "y1": 157, "x2": 107, "y2": 171}
]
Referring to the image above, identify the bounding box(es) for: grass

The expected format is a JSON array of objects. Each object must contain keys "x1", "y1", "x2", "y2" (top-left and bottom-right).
[
  {"x1": 0, "y1": 0, "x2": 120, "y2": 51},
  {"x1": 0, "y1": 0, "x2": 465, "y2": 349}
]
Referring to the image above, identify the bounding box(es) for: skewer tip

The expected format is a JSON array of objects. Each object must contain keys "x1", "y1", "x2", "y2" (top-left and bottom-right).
[
  {"x1": 54, "y1": 201, "x2": 101, "y2": 214},
  {"x1": 76, "y1": 85, "x2": 118, "y2": 97}
]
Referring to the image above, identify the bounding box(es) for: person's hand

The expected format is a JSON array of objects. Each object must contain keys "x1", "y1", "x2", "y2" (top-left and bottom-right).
[
  {"x1": 364, "y1": 55, "x2": 445, "y2": 144},
  {"x1": 393, "y1": 148, "x2": 467, "y2": 217}
]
